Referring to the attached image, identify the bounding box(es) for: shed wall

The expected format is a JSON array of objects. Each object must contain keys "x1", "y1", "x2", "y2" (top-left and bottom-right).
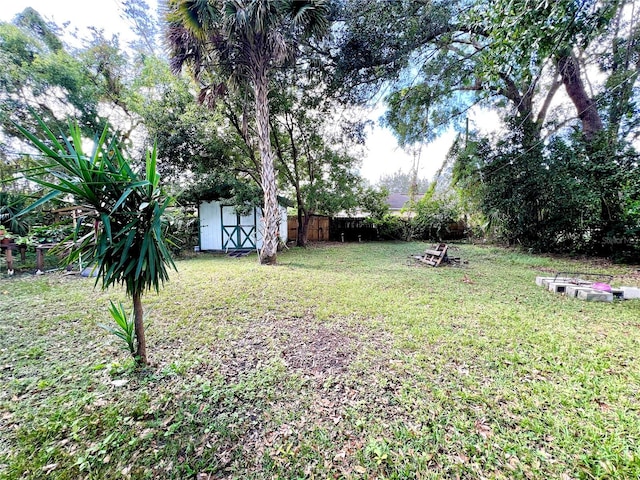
[{"x1": 199, "y1": 201, "x2": 288, "y2": 251}]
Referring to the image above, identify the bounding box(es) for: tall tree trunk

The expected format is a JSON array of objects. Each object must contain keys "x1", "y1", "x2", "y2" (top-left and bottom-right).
[
  {"x1": 557, "y1": 53, "x2": 604, "y2": 141},
  {"x1": 296, "y1": 207, "x2": 305, "y2": 247},
  {"x1": 133, "y1": 292, "x2": 147, "y2": 365},
  {"x1": 295, "y1": 184, "x2": 307, "y2": 247},
  {"x1": 300, "y1": 211, "x2": 312, "y2": 247},
  {"x1": 254, "y1": 68, "x2": 279, "y2": 265},
  {"x1": 557, "y1": 53, "x2": 621, "y2": 252}
]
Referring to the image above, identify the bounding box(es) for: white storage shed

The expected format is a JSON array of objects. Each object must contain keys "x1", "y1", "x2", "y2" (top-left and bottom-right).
[{"x1": 198, "y1": 200, "x2": 288, "y2": 251}]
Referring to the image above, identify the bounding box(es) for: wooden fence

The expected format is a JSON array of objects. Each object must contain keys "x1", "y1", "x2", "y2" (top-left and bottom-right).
[
  {"x1": 287, "y1": 215, "x2": 330, "y2": 243},
  {"x1": 329, "y1": 217, "x2": 379, "y2": 242},
  {"x1": 287, "y1": 216, "x2": 467, "y2": 243}
]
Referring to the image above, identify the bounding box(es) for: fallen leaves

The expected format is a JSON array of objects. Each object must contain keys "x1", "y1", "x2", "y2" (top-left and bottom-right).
[
  {"x1": 42, "y1": 463, "x2": 58, "y2": 474},
  {"x1": 475, "y1": 419, "x2": 493, "y2": 439},
  {"x1": 3, "y1": 245, "x2": 640, "y2": 479}
]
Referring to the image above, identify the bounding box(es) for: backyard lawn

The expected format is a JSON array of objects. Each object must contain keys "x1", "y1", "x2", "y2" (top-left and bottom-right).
[{"x1": 1, "y1": 242, "x2": 639, "y2": 479}]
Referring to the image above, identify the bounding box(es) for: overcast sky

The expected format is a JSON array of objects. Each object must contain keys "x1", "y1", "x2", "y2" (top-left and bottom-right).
[{"x1": 0, "y1": 0, "x2": 462, "y2": 184}]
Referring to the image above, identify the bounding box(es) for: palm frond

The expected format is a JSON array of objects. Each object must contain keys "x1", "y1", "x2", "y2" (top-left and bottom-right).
[{"x1": 18, "y1": 113, "x2": 177, "y2": 299}]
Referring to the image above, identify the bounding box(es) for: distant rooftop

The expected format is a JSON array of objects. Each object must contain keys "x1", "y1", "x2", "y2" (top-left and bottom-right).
[{"x1": 387, "y1": 192, "x2": 425, "y2": 210}]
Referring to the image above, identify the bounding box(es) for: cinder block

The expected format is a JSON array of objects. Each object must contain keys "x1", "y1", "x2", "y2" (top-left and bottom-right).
[
  {"x1": 621, "y1": 287, "x2": 640, "y2": 300},
  {"x1": 566, "y1": 285, "x2": 594, "y2": 298},
  {"x1": 577, "y1": 289, "x2": 613, "y2": 302},
  {"x1": 537, "y1": 277, "x2": 573, "y2": 287},
  {"x1": 611, "y1": 289, "x2": 625, "y2": 300},
  {"x1": 548, "y1": 282, "x2": 575, "y2": 294}
]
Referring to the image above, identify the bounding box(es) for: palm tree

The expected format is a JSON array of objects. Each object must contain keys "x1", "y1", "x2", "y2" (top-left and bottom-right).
[
  {"x1": 166, "y1": 0, "x2": 330, "y2": 264},
  {"x1": 18, "y1": 118, "x2": 175, "y2": 365}
]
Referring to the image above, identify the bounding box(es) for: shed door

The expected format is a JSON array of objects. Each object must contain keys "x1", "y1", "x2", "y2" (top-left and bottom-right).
[
  {"x1": 221, "y1": 206, "x2": 257, "y2": 250},
  {"x1": 199, "y1": 202, "x2": 217, "y2": 250}
]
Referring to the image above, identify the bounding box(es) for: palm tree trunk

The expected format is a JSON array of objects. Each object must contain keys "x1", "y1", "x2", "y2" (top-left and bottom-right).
[
  {"x1": 133, "y1": 292, "x2": 147, "y2": 365},
  {"x1": 254, "y1": 68, "x2": 279, "y2": 265}
]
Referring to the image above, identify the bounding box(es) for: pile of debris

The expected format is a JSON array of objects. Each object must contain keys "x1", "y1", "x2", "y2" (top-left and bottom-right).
[{"x1": 536, "y1": 272, "x2": 640, "y2": 302}]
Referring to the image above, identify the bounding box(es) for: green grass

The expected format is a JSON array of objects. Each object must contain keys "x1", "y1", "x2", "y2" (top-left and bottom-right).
[{"x1": 1, "y1": 242, "x2": 639, "y2": 479}]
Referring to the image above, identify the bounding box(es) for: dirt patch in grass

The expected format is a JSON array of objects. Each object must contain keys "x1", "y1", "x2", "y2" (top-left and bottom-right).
[
  {"x1": 281, "y1": 323, "x2": 357, "y2": 374},
  {"x1": 209, "y1": 316, "x2": 389, "y2": 381}
]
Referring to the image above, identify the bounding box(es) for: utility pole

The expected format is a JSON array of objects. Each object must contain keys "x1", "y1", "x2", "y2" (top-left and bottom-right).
[
  {"x1": 465, "y1": 117, "x2": 469, "y2": 149},
  {"x1": 408, "y1": 144, "x2": 421, "y2": 210}
]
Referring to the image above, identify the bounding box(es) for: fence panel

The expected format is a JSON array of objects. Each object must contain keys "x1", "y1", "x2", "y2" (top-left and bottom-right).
[{"x1": 287, "y1": 215, "x2": 330, "y2": 242}]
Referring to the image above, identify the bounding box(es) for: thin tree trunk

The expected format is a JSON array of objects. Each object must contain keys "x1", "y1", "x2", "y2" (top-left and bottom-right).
[
  {"x1": 133, "y1": 292, "x2": 147, "y2": 365},
  {"x1": 254, "y1": 68, "x2": 279, "y2": 265},
  {"x1": 296, "y1": 208, "x2": 306, "y2": 247}
]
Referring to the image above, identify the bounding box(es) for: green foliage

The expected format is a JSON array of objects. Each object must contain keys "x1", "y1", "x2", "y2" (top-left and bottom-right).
[
  {"x1": 358, "y1": 187, "x2": 409, "y2": 239},
  {"x1": 291, "y1": 147, "x2": 362, "y2": 216},
  {"x1": 125, "y1": 55, "x2": 230, "y2": 182},
  {"x1": 335, "y1": 0, "x2": 638, "y2": 259},
  {"x1": 163, "y1": 206, "x2": 199, "y2": 255},
  {"x1": 359, "y1": 186, "x2": 462, "y2": 242},
  {"x1": 28, "y1": 223, "x2": 74, "y2": 244},
  {"x1": 179, "y1": 170, "x2": 263, "y2": 209},
  {"x1": 0, "y1": 13, "x2": 102, "y2": 144},
  {"x1": 413, "y1": 192, "x2": 460, "y2": 241},
  {"x1": 17, "y1": 115, "x2": 176, "y2": 298},
  {"x1": 451, "y1": 128, "x2": 639, "y2": 256},
  {"x1": 358, "y1": 186, "x2": 390, "y2": 222},
  {"x1": 100, "y1": 301, "x2": 136, "y2": 356},
  {"x1": 0, "y1": 192, "x2": 29, "y2": 235},
  {"x1": 372, "y1": 214, "x2": 412, "y2": 241}
]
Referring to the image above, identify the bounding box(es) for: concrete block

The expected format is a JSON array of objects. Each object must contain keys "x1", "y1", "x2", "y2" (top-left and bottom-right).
[
  {"x1": 536, "y1": 276, "x2": 552, "y2": 286},
  {"x1": 611, "y1": 289, "x2": 625, "y2": 300},
  {"x1": 566, "y1": 285, "x2": 594, "y2": 298},
  {"x1": 621, "y1": 287, "x2": 640, "y2": 300},
  {"x1": 537, "y1": 277, "x2": 573, "y2": 287},
  {"x1": 547, "y1": 282, "x2": 575, "y2": 294},
  {"x1": 576, "y1": 289, "x2": 613, "y2": 302},
  {"x1": 536, "y1": 276, "x2": 569, "y2": 286},
  {"x1": 81, "y1": 264, "x2": 99, "y2": 277}
]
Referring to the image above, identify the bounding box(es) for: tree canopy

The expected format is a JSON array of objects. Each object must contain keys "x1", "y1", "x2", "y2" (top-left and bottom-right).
[{"x1": 333, "y1": 0, "x2": 640, "y2": 255}]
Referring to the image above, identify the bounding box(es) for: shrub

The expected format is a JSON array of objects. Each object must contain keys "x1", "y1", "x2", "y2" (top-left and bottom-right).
[
  {"x1": 163, "y1": 206, "x2": 199, "y2": 254},
  {"x1": 413, "y1": 194, "x2": 460, "y2": 241}
]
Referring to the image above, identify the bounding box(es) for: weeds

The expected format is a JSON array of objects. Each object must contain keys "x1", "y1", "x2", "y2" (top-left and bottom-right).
[{"x1": 99, "y1": 301, "x2": 136, "y2": 357}]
